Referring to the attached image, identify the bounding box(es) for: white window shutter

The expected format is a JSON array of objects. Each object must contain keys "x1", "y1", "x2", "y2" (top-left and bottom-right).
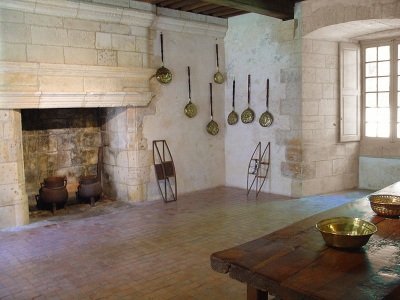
[{"x1": 339, "y1": 42, "x2": 361, "y2": 142}]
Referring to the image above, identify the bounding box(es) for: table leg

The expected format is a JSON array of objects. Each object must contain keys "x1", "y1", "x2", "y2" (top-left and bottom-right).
[{"x1": 247, "y1": 284, "x2": 268, "y2": 300}]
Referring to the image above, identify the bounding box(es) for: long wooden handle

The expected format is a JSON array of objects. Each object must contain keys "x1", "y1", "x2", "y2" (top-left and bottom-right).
[
  {"x1": 188, "y1": 66, "x2": 191, "y2": 100},
  {"x1": 266, "y1": 78, "x2": 269, "y2": 109},
  {"x1": 232, "y1": 79, "x2": 235, "y2": 108},
  {"x1": 160, "y1": 33, "x2": 164, "y2": 63},
  {"x1": 216, "y1": 44, "x2": 219, "y2": 68},
  {"x1": 247, "y1": 74, "x2": 251, "y2": 105},
  {"x1": 210, "y1": 83, "x2": 213, "y2": 118}
]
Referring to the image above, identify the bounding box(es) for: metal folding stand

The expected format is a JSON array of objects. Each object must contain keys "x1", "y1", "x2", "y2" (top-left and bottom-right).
[
  {"x1": 247, "y1": 142, "x2": 271, "y2": 197},
  {"x1": 152, "y1": 140, "x2": 177, "y2": 202}
]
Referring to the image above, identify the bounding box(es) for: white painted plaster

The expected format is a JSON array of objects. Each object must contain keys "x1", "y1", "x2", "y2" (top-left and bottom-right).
[
  {"x1": 224, "y1": 14, "x2": 300, "y2": 196},
  {"x1": 359, "y1": 156, "x2": 400, "y2": 190},
  {"x1": 143, "y1": 30, "x2": 226, "y2": 200}
]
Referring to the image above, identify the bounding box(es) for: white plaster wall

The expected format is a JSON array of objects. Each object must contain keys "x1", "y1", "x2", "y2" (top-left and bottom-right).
[
  {"x1": 143, "y1": 30, "x2": 226, "y2": 200},
  {"x1": 359, "y1": 156, "x2": 400, "y2": 190},
  {"x1": 224, "y1": 14, "x2": 301, "y2": 196}
]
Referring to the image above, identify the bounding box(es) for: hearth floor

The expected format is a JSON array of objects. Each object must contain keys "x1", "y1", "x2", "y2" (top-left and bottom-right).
[{"x1": 0, "y1": 186, "x2": 371, "y2": 300}]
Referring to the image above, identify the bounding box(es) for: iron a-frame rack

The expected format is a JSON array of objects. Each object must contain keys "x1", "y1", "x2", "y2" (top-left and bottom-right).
[
  {"x1": 152, "y1": 140, "x2": 177, "y2": 202},
  {"x1": 247, "y1": 142, "x2": 271, "y2": 197}
]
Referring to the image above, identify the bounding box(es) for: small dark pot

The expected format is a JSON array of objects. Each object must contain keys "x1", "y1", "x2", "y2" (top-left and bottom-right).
[
  {"x1": 43, "y1": 176, "x2": 67, "y2": 188},
  {"x1": 79, "y1": 175, "x2": 98, "y2": 185},
  {"x1": 39, "y1": 186, "x2": 68, "y2": 206},
  {"x1": 78, "y1": 181, "x2": 102, "y2": 199}
]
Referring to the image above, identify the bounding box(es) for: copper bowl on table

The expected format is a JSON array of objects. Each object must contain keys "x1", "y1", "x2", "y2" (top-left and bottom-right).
[
  {"x1": 316, "y1": 217, "x2": 377, "y2": 249},
  {"x1": 368, "y1": 194, "x2": 400, "y2": 218}
]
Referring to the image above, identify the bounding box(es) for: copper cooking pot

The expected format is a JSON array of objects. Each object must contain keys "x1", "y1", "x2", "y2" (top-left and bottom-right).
[
  {"x1": 78, "y1": 181, "x2": 102, "y2": 199},
  {"x1": 38, "y1": 185, "x2": 68, "y2": 206},
  {"x1": 43, "y1": 176, "x2": 67, "y2": 188}
]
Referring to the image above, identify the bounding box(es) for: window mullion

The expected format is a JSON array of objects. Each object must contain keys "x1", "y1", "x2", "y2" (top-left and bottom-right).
[
  {"x1": 395, "y1": 41, "x2": 399, "y2": 140},
  {"x1": 389, "y1": 41, "x2": 394, "y2": 141}
]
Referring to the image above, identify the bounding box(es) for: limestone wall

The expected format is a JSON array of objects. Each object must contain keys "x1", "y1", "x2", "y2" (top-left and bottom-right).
[
  {"x1": 297, "y1": 39, "x2": 359, "y2": 195},
  {"x1": 0, "y1": 0, "x2": 153, "y2": 67},
  {"x1": 102, "y1": 107, "x2": 153, "y2": 202},
  {"x1": 0, "y1": 109, "x2": 28, "y2": 228},
  {"x1": 301, "y1": 0, "x2": 400, "y2": 38}
]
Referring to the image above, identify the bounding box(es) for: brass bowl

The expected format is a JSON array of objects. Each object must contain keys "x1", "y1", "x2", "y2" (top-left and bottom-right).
[
  {"x1": 368, "y1": 194, "x2": 400, "y2": 218},
  {"x1": 316, "y1": 217, "x2": 377, "y2": 249}
]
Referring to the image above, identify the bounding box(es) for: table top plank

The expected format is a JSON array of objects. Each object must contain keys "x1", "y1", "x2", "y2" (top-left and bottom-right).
[{"x1": 211, "y1": 185, "x2": 400, "y2": 300}]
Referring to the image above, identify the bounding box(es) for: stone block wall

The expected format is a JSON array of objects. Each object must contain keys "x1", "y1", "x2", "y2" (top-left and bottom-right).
[
  {"x1": 301, "y1": 0, "x2": 400, "y2": 38},
  {"x1": 0, "y1": 1, "x2": 153, "y2": 68},
  {"x1": 0, "y1": 109, "x2": 28, "y2": 228},
  {"x1": 102, "y1": 107, "x2": 153, "y2": 202},
  {"x1": 21, "y1": 108, "x2": 102, "y2": 205},
  {"x1": 291, "y1": 38, "x2": 359, "y2": 196}
]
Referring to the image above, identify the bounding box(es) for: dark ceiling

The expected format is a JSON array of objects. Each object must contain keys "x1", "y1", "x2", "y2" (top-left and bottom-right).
[{"x1": 137, "y1": 0, "x2": 302, "y2": 20}]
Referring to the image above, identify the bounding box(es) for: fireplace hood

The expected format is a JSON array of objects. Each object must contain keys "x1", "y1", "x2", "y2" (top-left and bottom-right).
[{"x1": 0, "y1": 62, "x2": 155, "y2": 109}]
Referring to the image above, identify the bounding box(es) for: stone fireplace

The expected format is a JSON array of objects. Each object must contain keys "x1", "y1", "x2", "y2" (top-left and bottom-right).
[
  {"x1": 22, "y1": 107, "x2": 102, "y2": 206},
  {"x1": 0, "y1": 0, "x2": 228, "y2": 229},
  {"x1": 0, "y1": 59, "x2": 155, "y2": 228}
]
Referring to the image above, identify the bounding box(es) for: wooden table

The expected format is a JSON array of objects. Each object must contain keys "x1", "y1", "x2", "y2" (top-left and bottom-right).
[{"x1": 210, "y1": 183, "x2": 400, "y2": 300}]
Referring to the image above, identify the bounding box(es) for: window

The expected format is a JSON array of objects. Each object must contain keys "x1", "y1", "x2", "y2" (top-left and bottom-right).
[{"x1": 363, "y1": 41, "x2": 399, "y2": 139}]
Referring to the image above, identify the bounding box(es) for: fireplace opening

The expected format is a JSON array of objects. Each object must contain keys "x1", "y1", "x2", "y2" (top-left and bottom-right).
[{"x1": 21, "y1": 108, "x2": 104, "y2": 210}]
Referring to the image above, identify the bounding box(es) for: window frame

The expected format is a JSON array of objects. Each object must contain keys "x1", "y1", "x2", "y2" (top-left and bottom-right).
[{"x1": 361, "y1": 38, "x2": 399, "y2": 142}]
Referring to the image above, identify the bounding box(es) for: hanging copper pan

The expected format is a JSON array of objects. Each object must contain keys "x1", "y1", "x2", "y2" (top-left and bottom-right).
[
  {"x1": 155, "y1": 32, "x2": 172, "y2": 84},
  {"x1": 213, "y1": 44, "x2": 224, "y2": 84},
  {"x1": 227, "y1": 79, "x2": 238, "y2": 125},
  {"x1": 184, "y1": 66, "x2": 197, "y2": 118},
  {"x1": 206, "y1": 83, "x2": 219, "y2": 135},
  {"x1": 241, "y1": 74, "x2": 255, "y2": 124},
  {"x1": 259, "y1": 78, "x2": 273, "y2": 127}
]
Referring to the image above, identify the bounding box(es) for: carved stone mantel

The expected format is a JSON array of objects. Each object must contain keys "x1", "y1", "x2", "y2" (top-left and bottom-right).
[{"x1": 0, "y1": 62, "x2": 155, "y2": 109}]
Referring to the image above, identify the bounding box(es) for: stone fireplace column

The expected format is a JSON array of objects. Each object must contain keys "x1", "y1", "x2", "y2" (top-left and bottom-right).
[
  {"x1": 0, "y1": 109, "x2": 29, "y2": 229},
  {"x1": 102, "y1": 107, "x2": 152, "y2": 202}
]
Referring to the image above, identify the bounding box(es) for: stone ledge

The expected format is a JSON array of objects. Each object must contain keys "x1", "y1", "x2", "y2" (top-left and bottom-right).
[
  {"x1": 0, "y1": 92, "x2": 153, "y2": 109},
  {"x1": 0, "y1": 62, "x2": 155, "y2": 109}
]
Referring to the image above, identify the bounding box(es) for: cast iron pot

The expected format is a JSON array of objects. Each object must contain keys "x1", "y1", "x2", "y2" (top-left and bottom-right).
[
  {"x1": 43, "y1": 176, "x2": 67, "y2": 188},
  {"x1": 38, "y1": 185, "x2": 68, "y2": 206}
]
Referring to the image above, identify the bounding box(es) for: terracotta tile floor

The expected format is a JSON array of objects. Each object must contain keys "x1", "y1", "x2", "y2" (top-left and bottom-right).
[{"x1": 0, "y1": 187, "x2": 371, "y2": 300}]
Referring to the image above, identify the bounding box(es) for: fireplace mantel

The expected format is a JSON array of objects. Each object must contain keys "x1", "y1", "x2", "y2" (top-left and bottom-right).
[{"x1": 0, "y1": 62, "x2": 155, "y2": 109}]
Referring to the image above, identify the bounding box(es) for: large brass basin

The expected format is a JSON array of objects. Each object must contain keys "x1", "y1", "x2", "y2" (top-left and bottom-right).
[
  {"x1": 368, "y1": 194, "x2": 400, "y2": 218},
  {"x1": 316, "y1": 217, "x2": 377, "y2": 249}
]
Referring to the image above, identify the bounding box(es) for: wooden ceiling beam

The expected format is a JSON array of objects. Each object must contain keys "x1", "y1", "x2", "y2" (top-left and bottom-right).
[
  {"x1": 214, "y1": 10, "x2": 245, "y2": 18},
  {"x1": 191, "y1": 4, "x2": 219, "y2": 13},
  {"x1": 213, "y1": 9, "x2": 241, "y2": 17},
  {"x1": 201, "y1": 6, "x2": 236, "y2": 15},
  {"x1": 158, "y1": 0, "x2": 183, "y2": 6},
  {"x1": 180, "y1": 2, "x2": 210, "y2": 11},
  {"x1": 201, "y1": 0, "x2": 295, "y2": 20},
  {"x1": 146, "y1": 0, "x2": 166, "y2": 4},
  {"x1": 168, "y1": 0, "x2": 198, "y2": 10}
]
